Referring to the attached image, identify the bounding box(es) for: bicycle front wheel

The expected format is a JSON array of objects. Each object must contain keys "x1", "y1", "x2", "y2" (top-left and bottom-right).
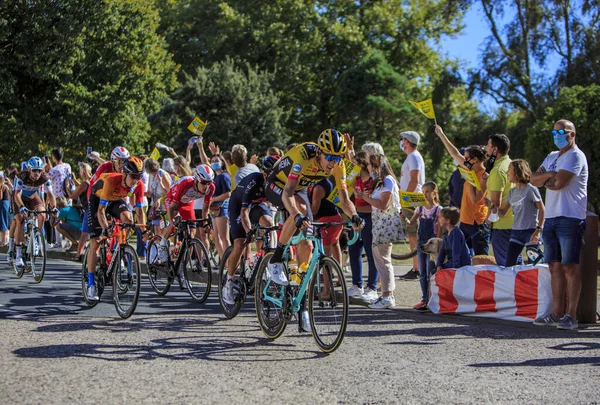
[
  {"x1": 146, "y1": 239, "x2": 171, "y2": 295},
  {"x1": 183, "y1": 239, "x2": 211, "y2": 303},
  {"x1": 308, "y1": 256, "x2": 349, "y2": 353},
  {"x1": 254, "y1": 252, "x2": 286, "y2": 339},
  {"x1": 218, "y1": 246, "x2": 246, "y2": 319},
  {"x1": 31, "y1": 230, "x2": 46, "y2": 283},
  {"x1": 113, "y1": 244, "x2": 141, "y2": 319}
]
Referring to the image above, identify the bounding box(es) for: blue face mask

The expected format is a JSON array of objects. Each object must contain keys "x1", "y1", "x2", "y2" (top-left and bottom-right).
[
  {"x1": 371, "y1": 172, "x2": 377, "y2": 180},
  {"x1": 553, "y1": 133, "x2": 569, "y2": 149},
  {"x1": 211, "y1": 162, "x2": 221, "y2": 172}
]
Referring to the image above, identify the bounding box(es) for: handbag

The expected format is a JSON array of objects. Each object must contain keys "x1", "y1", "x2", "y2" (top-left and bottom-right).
[{"x1": 372, "y1": 183, "x2": 405, "y2": 245}]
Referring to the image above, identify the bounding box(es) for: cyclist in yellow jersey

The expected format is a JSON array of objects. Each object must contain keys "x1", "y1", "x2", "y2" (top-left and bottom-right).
[{"x1": 264, "y1": 129, "x2": 363, "y2": 285}]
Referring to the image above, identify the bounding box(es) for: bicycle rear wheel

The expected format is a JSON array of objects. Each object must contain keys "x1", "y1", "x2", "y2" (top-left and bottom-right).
[
  {"x1": 113, "y1": 244, "x2": 141, "y2": 319},
  {"x1": 146, "y1": 239, "x2": 171, "y2": 295},
  {"x1": 254, "y1": 252, "x2": 286, "y2": 339},
  {"x1": 308, "y1": 256, "x2": 349, "y2": 353},
  {"x1": 218, "y1": 246, "x2": 247, "y2": 319},
  {"x1": 183, "y1": 239, "x2": 211, "y2": 303},
  {"x1": 31, "y1": 230, "x2": 46, "y2": 283}
]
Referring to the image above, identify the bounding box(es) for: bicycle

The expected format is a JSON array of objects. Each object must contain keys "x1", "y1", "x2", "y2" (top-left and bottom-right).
[
  {"x1": 146, "y1": 216, "x2": 212, "y2": 303},
  {"x1": 254, "y1": 221, "x2": 359, "y2": 353},
  {"x1": 10, "y1": 208, "x2": 54, "y2": 283},
  {"x1": 217, "y1": 223, "x2": 279, "y2": 319},
  {"x1": 81, "y1": 222, "x2": 143, "y2": 319}
]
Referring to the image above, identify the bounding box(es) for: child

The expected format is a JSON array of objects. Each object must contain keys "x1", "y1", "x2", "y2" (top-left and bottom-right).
[
  {"x1": 407, "y1": 181, "x2": 442, "y2": 310},
  {"x1": 485, "y1": 159, "x2": 545, "y2": 267},
  {"x1": 436, "y1": 207, "x2": 471, "y2": 271}
]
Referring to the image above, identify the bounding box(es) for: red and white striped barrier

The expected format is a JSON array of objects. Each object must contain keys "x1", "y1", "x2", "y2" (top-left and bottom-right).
[{"x1": 428, "y1": 264, "x2": 552, "y2": 322}]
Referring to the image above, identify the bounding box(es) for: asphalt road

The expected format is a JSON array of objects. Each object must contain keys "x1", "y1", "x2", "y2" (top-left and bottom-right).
[{"x1": 1, "y1": 255, "x2": 599, "y2": 404}]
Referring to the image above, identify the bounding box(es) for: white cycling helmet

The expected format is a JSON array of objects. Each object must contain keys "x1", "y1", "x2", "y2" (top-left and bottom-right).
[
  {"x1": 110, "y1": 146, "x2": 130, "y2": 160},
  {"x1": 194, "y1": 164, "x2": 214, "y2": 183}
]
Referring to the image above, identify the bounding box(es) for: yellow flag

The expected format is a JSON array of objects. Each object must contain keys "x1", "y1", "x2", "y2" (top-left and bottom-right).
[
  {"x1": 408, "y1": 99, "x2": 436, "y2": 120},
  {"x1": 149, "y1": 147, "x2": 160, "y2": 160},
  {"x1": 458, "y1": 167, "x2": 481, "y2": 190},
  {"x1": 187, "y1": 116, "x2": 208, "y2": 136},
  {"x1": 398, "y1": 190, "x2": 427, "y2": 208}
]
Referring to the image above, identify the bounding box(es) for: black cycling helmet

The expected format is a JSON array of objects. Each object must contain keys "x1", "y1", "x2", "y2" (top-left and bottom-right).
[
  {"x1": 122, "y1": 156, "x2": 144, "y2": 174},
  {"x1": 262, "y1": 155, "x2": 280, "y2": 173},
  {"x1": 525, "y1": 243, "x2": 544, "y2": 265},
  {"x1": 318, "y1": 129, "x2": 347, "y2": 156}
]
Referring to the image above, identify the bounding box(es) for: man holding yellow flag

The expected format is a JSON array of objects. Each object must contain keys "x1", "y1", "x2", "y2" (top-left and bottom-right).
[{"x1": 398, "y1": 131, "x2": 425, "y2": 280}]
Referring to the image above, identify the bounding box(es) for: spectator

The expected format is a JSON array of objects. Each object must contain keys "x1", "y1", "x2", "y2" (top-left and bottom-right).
[
  {"x1": 310, "y1": 177, "x2": 344, "y2": 270},
  {"x1": 436, "y1": 207, "x2": 471, "y2": 270},
  {"x1": 434, "y1": 125, "x2": 490, "y2": 256},
  {"x1": 48, "y1": 148, "x2": 72, "y2": 198},
  {"x1": 448, "y1": 147, "x2": 467, "y2": 208},
  {"x1": 408, "y1": 181, "x2": 443, "y2": 311},
  {"x1": 361, "y1": 142, "x2": 384, "y2": 158},
  {"x1": 52, "y1": 196, "x2": 82, "y2": 250},
  {"x1": 531, "y1": 119, "x2": 588, "y2": 330},
  {"x1": 485, "y1": 133, "x2": 514, "y2": 266},
  {"x1": 355, "y1": 154, "x2": 399, "y2": 309},
  {"x1": 145, "y1": 158, "x2": 172, "y2": 236},
  {"x1": 0, "y1": 171, "x2": 10, "y2": 246},
  {"x1": 347, "y1": 151, "x2": 378, "y2": 300},
  {"x1": 397, "y1": 131, "x2": 425, "y2": 280},
  {"x1": 485, "y1": 159, "x2": 545, "y2": 267},
  {"x1": 162, "y1": 158, "x2": 178, "y2": 183},
  {"x1": 208, "y1": 154, "x2": 232, "y2": 258},
  {"x1": 66, "y1": 162, "x2": 92, "y2": 261},
  {"x1": 232, "y1": 144, "x2": 259, "y2": 186}
]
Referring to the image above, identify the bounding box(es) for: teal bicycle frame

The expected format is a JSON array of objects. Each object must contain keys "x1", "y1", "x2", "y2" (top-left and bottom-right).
[{"x1": 262, "y1": 222, "x2": 359, "y2": 313}]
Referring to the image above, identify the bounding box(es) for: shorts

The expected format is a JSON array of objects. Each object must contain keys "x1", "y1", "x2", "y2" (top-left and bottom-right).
[
  {"x1": 402, "y1": 207, "x2": 418, "y2": 237},
  {"x1": 166, "y1": 199, "x2": 196, "y2": 223},
  {"x1": 210, "y1": 198, "x2": 229, "y2": 218},
  {"x1": 88, "y1": 196, "x2": 130, "y2": 238},
  {"x1": 0, "y1": 200, "x2": 10, "y2": 232},
  {"x1": 264, "y1": 179, "x2": 313, "y2": 220},
  {"x1": 81, "y1": 208, "x2": 89, "y2": 233},
  {"x1": 14, "y1": 195, "x2": 44, "y2": 212},
  {"x1": 542, "y1": 217, "x2": 585, "y2": 265},
  {"x1": 229, "y1": 202, "x2": 272, "y2": 240},
  {"x1": 316, "y1": 213, "x2": 343, "y2": 246},
  {"x1": 59, "y1": 222, "x2": 82, "y2": 241}
]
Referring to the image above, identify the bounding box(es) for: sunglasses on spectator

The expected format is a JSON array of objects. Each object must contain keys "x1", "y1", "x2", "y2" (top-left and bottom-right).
[
  {"x1": 323, "y1": 154, "x2": 342, "y2": 164},
  {"x1": 551, "y1": 129, "x2": 571, "y2": 136},
  {"x1": 31, "y1": 169, "x2": 42, "y2": 173}
]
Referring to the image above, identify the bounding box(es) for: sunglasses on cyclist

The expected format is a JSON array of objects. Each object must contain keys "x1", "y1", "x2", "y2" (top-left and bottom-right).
[
  {"x1": 551, "y1": 129, "x2": 571, "y2": 136},
  {"x1": 198, "y1": 180, "x2": 212, "y2": 185},
  {"x1": 323, "y1": 154, "x2": 342, "y2": 164},
  {"x1": 127, "y1": 173, "x2": 142, "y2": 180},
  {"x1": 31, "y1": 169, "x2": 43, "y2": 173}
]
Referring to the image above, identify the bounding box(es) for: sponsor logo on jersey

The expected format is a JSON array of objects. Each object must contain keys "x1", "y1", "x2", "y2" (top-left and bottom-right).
[
  {"x1": 278, "y1": 158, "x2": 292, "y2": 170},
  {"x1": 292, "y1": 164, "x2": 302, "y2": 173}
]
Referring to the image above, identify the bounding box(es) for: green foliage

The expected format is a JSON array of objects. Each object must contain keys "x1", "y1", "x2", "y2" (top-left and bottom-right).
[
  {"x1": 526, "y1": 85, "x2": 600, "y2": 211},
  {"x1": 149, "y1": 58, "x2": 288, "y2": 154},
  {"x1": 0, "y1": 0, "x2": 178, "y2": 165}
]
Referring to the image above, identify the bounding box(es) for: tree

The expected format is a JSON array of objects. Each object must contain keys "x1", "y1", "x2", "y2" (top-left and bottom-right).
[
  {"x1": 149, "y1": 58, "x2": 287, "y2": 154},
  {"x1": 0, "y1": 0, "x2": 178, "y2": 165},
  {"x1": 526, "y1": 85, "x2": 600, "y2": 212}
]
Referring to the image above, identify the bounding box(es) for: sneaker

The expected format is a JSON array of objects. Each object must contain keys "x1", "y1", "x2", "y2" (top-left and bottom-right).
[
  {"x1": 361, "y1": 288, "x2": 379, "y2": 303},
  {"x1": 15, "y1": 257, "x2": 24, "y2": 268},
  {"x1": 368, "y1": 296, "x2": 395, "y2": 309},
  {"x1": 413, "y1": 301, "x2": 427, "y2": 310},
  {"x1": 222, "y1": 282, "x2": 235, "y2": 305},
  {"x1": 533, "y1": 314, "x2": 560, "y2": 326},
  {"x1": 268, "y1": 261, "x2": 288, "y2": 285},
  {"x1": 87, "y1": 285, "x2": 99, "y2": 301},
  {"x1": 178, "y1": 273, "x2": 189, "y2": 290},
  {"x1": 557, "y1": 314, "x2": 578, "y2": 330},
  {"x1": 299, "y1": 310, "x2": 311, "y2": 333},
  {"x1": 347, "y1": 285, "x2": 364, "y2": 298},
  {"x1": 398, "y1": 268, "x2": 419, "y2": 280}
]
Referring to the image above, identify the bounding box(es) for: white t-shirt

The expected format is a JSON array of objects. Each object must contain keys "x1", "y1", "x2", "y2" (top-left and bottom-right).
[
  {"x1": 400, "y1": 151, "x2": 425, "y2": 192},
  {"x1": 540, "y1": 146, "x2": 588, "y2": 220},
  {"x1": 371, "y1": 175, "x2": 398, "y2": 212}
]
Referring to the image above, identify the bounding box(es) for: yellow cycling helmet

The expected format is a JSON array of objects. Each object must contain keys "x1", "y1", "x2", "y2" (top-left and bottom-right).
[{"x1": 318, "y1": 129, "x2": 347, "y2": 156}]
